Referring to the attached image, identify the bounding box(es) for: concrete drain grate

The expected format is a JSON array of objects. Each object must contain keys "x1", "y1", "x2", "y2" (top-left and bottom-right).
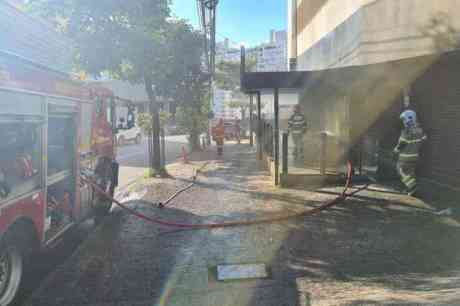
[{"x1": 216, "y1": 263, "x2": 268, "y2": 281}]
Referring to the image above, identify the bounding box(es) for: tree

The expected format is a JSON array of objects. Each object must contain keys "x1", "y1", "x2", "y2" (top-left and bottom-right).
[
  {"x1": 28, "y1": 1, "x2": 204, "y2": 175},
  {"x1": 137, "y1": 111, "x2": 171, "y2": 136},
  {"x1": 215, "y1": 57, "x2": 257, "y2": 91},
  {"x1": 215, "y1": 61, "x2": 241, "y2": 91},
  {"x1": 161, "y1": 21, "x2": 210, "y2": 151},
  {"x1": 174, "y1": 61, "x2": 211, "y2": 151},
  {"x1": 226, "y1": 97, "x2": 249, "y2": 120},
  {"x1": 176, "y1": 96, "x2": 210, "y2": 151}
]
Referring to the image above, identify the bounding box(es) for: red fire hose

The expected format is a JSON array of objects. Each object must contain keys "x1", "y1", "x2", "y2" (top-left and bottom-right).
[
  {"x1": 158, "y1": 162, "x2": 207, "y2": 208},
  {"x1": 81, "y1": 161, "x2": 367, "y2": 229}
]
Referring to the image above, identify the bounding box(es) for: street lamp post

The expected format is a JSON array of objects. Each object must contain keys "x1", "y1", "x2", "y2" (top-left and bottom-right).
[{"x1": 198, "y1": 0, "x2": 219, "y2": 145}]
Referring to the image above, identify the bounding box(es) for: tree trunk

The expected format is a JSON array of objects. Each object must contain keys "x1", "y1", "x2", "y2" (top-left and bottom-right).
[
  {"x1": 189, "y1": 134, "x2": 199, "y2": 151},
  {"x1": 190, "y1": 89, "x2": 203, "y2": 152},
  {"x1": 189, "y1": 128, "x2": 201, "y2": 152},
  {"x1": 144, "y1": 75, "x2": 162, "y2": 173}
]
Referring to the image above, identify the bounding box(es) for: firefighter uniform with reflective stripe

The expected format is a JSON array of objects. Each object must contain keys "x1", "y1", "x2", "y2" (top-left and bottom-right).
[
  {"x1": 394, "y1": 111, "x2": 427, "y2": 195},
  {"x1": 288, "y1": 108, "x2": 307, "y2": 159},
  {"x1": 212, "y1": 119, "x2": 225, "y2": 156}
]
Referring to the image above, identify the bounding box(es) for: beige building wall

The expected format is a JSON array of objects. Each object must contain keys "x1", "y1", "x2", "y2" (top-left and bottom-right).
[
  {"x1": 290, "y1": 0, "x2": 460, "y2": 70},
  {"x1": 295, "y1": 0, "x2": 376, "y2": 57}
]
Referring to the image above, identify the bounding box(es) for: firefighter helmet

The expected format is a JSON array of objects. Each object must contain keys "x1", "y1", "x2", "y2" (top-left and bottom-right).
[{"x1": 400, "y1": 110, "x2": 417, "y2": 128}]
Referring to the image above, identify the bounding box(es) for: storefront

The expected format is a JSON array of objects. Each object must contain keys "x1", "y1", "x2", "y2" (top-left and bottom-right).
[{"x1": 242, "y1": 48, "x2": 460, "y2": 198}]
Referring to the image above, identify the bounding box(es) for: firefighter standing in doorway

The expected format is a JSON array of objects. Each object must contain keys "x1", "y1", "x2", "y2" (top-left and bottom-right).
[
  {"x1": 288, "y1": 105, "x2": 307, "y2": 160},
  {"x1": 394, "y1": 110, "x2": 427, "y2": 196}
]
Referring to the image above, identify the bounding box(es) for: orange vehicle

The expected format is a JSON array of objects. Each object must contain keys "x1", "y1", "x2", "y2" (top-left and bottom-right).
[
  {"x1": 223, "y1": 119, "x2": 241, "y2": 142},
  {"x1": 0, "y1": 51, "x2": 121, "y2": 305}
]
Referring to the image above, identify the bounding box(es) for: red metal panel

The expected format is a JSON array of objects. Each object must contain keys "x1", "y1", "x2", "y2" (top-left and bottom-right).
[
  {"x1": 0, "y1": 192, "x2": 45, "y2": 242},
  {"x1": 0, "y1": 56, "x2": 88, "y2": 99}
]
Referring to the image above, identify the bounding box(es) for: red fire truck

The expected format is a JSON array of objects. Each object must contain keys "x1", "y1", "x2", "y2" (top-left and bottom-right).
[{"x1": 0, "y1": 52, "x2": 120, "y2": 305}]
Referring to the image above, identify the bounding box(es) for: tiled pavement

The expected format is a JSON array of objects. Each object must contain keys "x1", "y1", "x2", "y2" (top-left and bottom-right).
[{"x1": 25, "y1": 143, "x2": 460, "y2": 306}]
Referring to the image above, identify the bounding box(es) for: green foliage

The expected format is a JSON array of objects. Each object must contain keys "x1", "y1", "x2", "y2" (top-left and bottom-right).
[
  {"x1": 225, "y1": 92, "x2": 249, "y2": 119},
  {"x1": 215, "y1": 57, "x2": 257, "y2": 91},
  {"x1": 215, "y1": 61, "x2": 240, "y2": 90},
  {"x1": 27, "y1": 0, "x2": 204, "y2": 105},
  {"x1": 176, "y1": 106, "x2": 207, "y2": 135},
  {"x1": 28, "y1": 0, "x2": 170, "y2": 80},
  {"x1": 137, "y1": 111, "x2": 171, "y2": 134},
  {"x1": 176, "y1": 90, "x2": 210, "y2": 150},
  {"x1": 226, "y1": 99, "x2": 248, "y2": 109},
  {"x1": 28, "y1": 0, "x2": 206, "y2": 165}
]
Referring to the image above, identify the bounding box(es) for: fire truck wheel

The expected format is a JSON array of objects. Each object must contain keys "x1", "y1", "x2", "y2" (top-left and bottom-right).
[{"x1": 0, "y1": 232, "x2": 24, "y2": 306}]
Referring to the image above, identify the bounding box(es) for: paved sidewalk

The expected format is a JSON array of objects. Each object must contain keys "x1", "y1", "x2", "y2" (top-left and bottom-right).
[{"x1": 26, "y1": 143, "x2": 460, "y2": 306}]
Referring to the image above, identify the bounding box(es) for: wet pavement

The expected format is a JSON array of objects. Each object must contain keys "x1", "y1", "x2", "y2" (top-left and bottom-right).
[
  {"x1": 23, "y1": 143, "x2": 460, "y2": 305},
  {"x1": 14, "y1": 220, "x2": 95, "y2": 306}
]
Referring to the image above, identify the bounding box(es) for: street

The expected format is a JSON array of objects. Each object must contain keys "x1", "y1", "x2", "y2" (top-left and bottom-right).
[{"x1": 117, "y1": 134, "x2": 190, "y2": 188}]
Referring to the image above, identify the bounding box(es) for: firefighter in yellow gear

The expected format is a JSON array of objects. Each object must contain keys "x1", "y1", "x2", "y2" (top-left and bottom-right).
[
  {"x1": 393, "y1": 110, "x2": 427, "y2": 196},
  {"x1": 288, "y1": 105, "x2": 307, "y2": 160}
]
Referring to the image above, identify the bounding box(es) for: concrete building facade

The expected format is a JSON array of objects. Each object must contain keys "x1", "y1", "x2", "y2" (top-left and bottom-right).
[
  {"x1": 288, "y1": 0, "x2": 460, "y2": 70},
  {"x1": 213, "y1": 88, "x2": 240, "y2": 119},
  {"x1": 282, "y1": 0, "x2": 460, "y2": 195},
  {"x1": 216, "y1": 38, "x2": 241, "y2": 63},
  {"x1": 216, "y1": 30, "x2": 288, "y2": 71},
  {"x1": 255, "y1": 30, "x2": 288, "y2": 72}
]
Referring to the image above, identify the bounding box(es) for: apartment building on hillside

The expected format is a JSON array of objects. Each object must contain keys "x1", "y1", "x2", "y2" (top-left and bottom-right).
[{"x1": 254, "y1": 30, "x2": 288, "y2": 72}]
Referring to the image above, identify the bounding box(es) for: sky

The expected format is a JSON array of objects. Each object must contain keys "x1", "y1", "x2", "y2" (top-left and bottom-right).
[{"x1": 171, "y1": 0, "x2": 287, "y2": 47}]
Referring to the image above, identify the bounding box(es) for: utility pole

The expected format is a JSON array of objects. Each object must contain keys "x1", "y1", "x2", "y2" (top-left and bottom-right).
[{"x1": 198, "y1": 0, "x2": 219, "y2": 144}]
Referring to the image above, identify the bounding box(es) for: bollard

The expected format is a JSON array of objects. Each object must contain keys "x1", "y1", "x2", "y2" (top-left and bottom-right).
[
  {"x1": 270, "y1": 126, "x2": 274, "y2": 157},
  {"x1": 320, "y1": 132, "x2": 327, "y2": 175},
  {"x1": 249, "y1": 94, "x2": 254, "y2": 147},
  {"x1": 182, "y1": 146, "x2": 189, "y2": 164},
  {"x1": 282, "y1": 132, "x2": 289, "y2": 175},
  {"x1": 160, "y1": 128, "x2": 166, "y2": 168},
  {"x1": 262, "y1": 122, "x2": 267, "y2": 154},
  {"x1": 201, "y1": 136, "x2": 206, "y2": 149}
]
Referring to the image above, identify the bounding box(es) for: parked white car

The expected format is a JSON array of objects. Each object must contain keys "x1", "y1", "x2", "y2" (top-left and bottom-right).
[{"x1": 116, "y1": 126, "x2": 142, "y2": 146}]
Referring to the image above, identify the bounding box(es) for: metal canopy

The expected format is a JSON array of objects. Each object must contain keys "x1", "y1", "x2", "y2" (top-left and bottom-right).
[
  {"x1": 242, "y1": 71, "x2": 310, "y2": 92},
  {"x1": 241, "y1": 50, "x2": 460, "y2": 93}
]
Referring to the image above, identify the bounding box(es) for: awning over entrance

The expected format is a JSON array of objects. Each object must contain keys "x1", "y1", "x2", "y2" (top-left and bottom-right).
[{"x1": 242, "y1": 51, "x2": 451, "y2": 94}]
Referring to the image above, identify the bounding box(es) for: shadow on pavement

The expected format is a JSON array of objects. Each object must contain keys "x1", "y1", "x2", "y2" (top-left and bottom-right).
[
  {"x1": 24, "y1": 202, "x2": 212, "y2": 306},
  {"x1": 247, "y1": 187, "x2": 460, "y2": 305},
  {"x1": 204, "y1": 145, "x2": 460, "y2": 305}
]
